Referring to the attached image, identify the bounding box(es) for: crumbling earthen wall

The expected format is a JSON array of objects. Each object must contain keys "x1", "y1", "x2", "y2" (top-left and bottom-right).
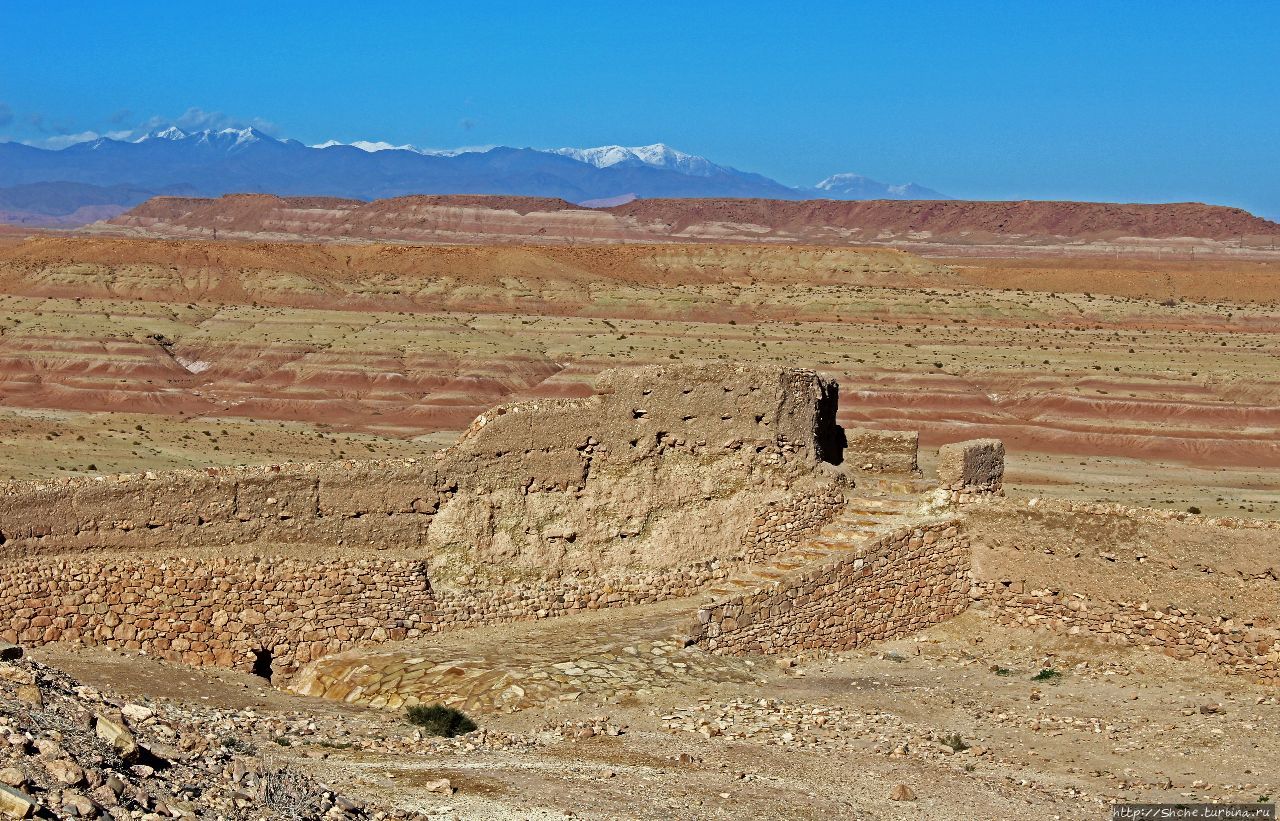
[
  {"x1": 689, "y1": 517, "x2": 970, "y2": 655},
  {"x1": 0, "y1": 364, "x2": 855, "y2": 673},
  {"x1": 843, "y1": 428, "x2": 919, "y2": 474},
  {"x1": 0, "y1": 365, "x2": 842, "y2": 578},
  {"x1": 937, "y1": 438, "x2": 1005, "y2": 504}
]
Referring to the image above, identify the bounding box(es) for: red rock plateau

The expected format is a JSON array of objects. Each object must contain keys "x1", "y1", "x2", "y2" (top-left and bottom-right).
[
  {"x1": 1, "y1": 230, "x2": 1278, "y2": 520},
  {"x1": 101, "y1": 193, "x2": 1280, "y2": 256}
]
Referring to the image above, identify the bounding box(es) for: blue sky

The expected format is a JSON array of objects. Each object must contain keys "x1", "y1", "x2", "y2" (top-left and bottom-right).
[{"x1": 2, "y1": 1, "x2": 1278, "y2": 217}]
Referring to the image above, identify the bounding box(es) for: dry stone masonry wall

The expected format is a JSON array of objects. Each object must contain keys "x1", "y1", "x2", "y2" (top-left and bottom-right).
[
  {"x1": 0, "y1": 364, "x2": 855, "y2": 675},
  {"x1": 690, "y1": 518, "x2": 971, "y2": 655},
  {"x1": 973, "y1": 581, "x2": 1280, "y2": 684}
]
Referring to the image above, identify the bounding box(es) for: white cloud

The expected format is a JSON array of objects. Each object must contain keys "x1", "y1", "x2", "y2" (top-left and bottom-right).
[
  {"x1": 134, "y1": 107, "x2": 278, "y2": 136},
  {"x1": 22, "y1": 129, "x2": 133, "y2": 149}
]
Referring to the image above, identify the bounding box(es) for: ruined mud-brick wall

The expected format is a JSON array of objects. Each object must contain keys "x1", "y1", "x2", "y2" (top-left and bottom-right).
[
  {"x1": 968, "y1": 501, "x2": 1280, "y2": 683},
  {"x1": 0, "y1": 363, "x2": 844, "y2": 578},
  {"x1": 690, "y1": 518, "x2": 970, "y2": 655},
  {"x1": 0, "y1": 364, "x2": 853, "y2": 673},
  {"x1": 843, "y1": 428, "x2": 919, "y2": 474},
  {"x1": 938, "y1": 438, "x2": 1005, "y2": 505}
]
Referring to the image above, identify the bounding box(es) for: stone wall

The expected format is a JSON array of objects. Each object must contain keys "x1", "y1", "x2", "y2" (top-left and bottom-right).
[
  {"x1": 843, "y1": 428, "x2": 919, "y2": 474},
  {"x1": 0, "y1": 364, "x2": 857, "y2": 676},
  {"x1": 689, "y1": 518, "x2": 970, "y2": 655},
  {"x1": 740, "y1": 489, "x2": 846, "y2": 564},
  {"x1": 0, "y1": 549, "x2": 759, "y2": 678},
  {"x1": 974, "y1": 583, "x2": 1280, "y2": 683},
  {"x1": 0, "y1": 486, "x2": 842, "y2": 677},
  {"x1": 967, "y1": 499, "x2": 1280, "y2": 684},
  {"x1": 937, "y1": 438, "x2": 1005, "y2": 504}
]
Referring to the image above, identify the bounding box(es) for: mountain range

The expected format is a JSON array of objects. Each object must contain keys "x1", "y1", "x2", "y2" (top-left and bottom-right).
[{"x1": 0, "y1": 127, "x2": 947, "y2": 225}]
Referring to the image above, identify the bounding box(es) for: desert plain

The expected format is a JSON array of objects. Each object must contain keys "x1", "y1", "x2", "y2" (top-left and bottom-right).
[{"x1": 1, "y1": 196, "x2": 1278, "y2": 820}]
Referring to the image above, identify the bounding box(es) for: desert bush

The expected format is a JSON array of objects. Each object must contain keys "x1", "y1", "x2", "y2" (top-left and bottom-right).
[
  {"x1": 406, "y1": 704, "x2": 478, "y2": 737},
  {"x1": 1031, "y1": 668, "x2": 1063, "y2": 683}
]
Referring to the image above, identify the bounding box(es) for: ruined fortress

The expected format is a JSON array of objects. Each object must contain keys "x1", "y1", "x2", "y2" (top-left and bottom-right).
[{"x1": 1, "y1": 364, "x2": 1276, "y2": 690}]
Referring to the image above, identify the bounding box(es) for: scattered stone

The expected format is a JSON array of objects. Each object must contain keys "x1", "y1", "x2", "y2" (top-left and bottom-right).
[
  {"x1": 95, "y1": 714, "x2": 139, "y2": 761},
  {"x1": 13, "y1": 687, "x2": 41, "y2": 710},
  {"x1": 45, "y1": 759, "x2": 86, "y2": 786},
  {"x1": 890, "y1": 784, "x2": 917, "y2": 801},
  {"x1": 0, "y1": 784, "x2": 36, "y2": 819},
  {"x1": 422, "y1": 778, "x2": 454, "y2": 795}
]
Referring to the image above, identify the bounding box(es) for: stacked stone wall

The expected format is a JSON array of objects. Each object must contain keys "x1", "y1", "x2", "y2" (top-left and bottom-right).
[
  {"x1": 974, "y1": 582, "x2": 1280, "y2": 683},
  {"x1": 740, "y1": 489, "x2": 846, "y2": 564},
  {"x1": 0, "y1": 483, "x2": 848, "y2": 678},
  {"x1": 0, "y1": 553, "x2": 753, "y2": 678},
  {"x1": 690, "y1": 518, "x2": 970, "y2": 655}
]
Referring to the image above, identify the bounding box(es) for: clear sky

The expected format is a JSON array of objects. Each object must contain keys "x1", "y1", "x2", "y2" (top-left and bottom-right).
[{"x1": 2, "y1": 1, "x2": 1277, "y2": 217}]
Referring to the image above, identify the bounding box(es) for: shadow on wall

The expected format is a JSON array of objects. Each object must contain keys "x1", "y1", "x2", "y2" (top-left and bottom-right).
[{"x1": 816, "y1": 378, "x2": 845, "y2": 466}]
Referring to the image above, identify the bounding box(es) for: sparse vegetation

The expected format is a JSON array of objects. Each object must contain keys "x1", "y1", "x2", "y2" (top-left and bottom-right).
[
  {"x1": 1031, "y1": 668, "x2": 1063, "y2": 683},
  {"x1": 406, "y1": 704, "x2": 478, "y2": 737},
  {"x1": 939, "y1": 732, "x2": 969, "y2": 752}
]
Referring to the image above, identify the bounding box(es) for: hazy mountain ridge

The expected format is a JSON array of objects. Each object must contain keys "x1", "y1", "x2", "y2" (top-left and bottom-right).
[{"x1": 0, "y1": 127, "x2": 945, "y2": 224}]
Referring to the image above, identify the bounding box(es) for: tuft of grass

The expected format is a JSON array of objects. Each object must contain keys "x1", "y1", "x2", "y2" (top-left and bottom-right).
[
  {"x1": 1187, "y1": 506, "x2": 1201, "y2": 515},
  {"x1": 939, "y1": 732, "x2": 969, "y2": 752},
  {"x1": 991, "y1": 666, "x2": 1014, "y2": 677},
  {"x1": 406, "y1": 704, "x2": 478, "y2": 738},
  {"x1": 1031, "y1": 668, "x2": 1063, "y2": 683}
]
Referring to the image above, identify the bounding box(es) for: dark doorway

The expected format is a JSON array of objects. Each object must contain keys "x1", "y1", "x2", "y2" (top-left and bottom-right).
[{"x1": 251, "y1": 648, "x2": 274, "y2": 682}]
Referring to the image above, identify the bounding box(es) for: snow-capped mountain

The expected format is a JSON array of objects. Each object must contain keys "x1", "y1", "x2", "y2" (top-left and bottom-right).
[
  {"x1": 815, "y1": 173, "x2": 947, "y2": 200},
  {"x1": 0, "y1": 126, "x2": 948, "y2": 224},
  {"x1": 549, "y1": 144, "x2": 724, "y2": 177}
]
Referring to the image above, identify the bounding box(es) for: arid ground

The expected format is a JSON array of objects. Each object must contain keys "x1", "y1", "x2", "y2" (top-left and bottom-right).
[
  {"x1": 1, "y1": 204, "x2": 1278, "y2": 819},
  {"x1": 2, "y1": 234, "x2": 1277, "y2": 518}
]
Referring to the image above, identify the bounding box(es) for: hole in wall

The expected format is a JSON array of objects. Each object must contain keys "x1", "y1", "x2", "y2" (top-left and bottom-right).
[{"x1": 251, "y1": 648, "x2": 274, "y2": 683}]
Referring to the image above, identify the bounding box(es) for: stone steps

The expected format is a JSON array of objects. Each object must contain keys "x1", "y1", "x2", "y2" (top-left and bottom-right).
[{"x1": 702, "y1": 487, "x2": 928, "y2": 603}]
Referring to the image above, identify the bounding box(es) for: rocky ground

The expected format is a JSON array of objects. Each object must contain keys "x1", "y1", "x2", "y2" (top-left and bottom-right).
[{"x1": 11, "y1": 605, "x2": 1277, "y2": 820}]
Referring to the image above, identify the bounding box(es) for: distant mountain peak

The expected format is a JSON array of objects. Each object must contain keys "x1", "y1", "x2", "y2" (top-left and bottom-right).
[
  {"x1": 549, "y1": 144, "x2": 724, "y2": 177},
  {"x1": 815, "y1": 173, "x2": 948, "y2": 200},
  {"x1": 136, "y1": 126, "x2": 189, "y2": 142}
]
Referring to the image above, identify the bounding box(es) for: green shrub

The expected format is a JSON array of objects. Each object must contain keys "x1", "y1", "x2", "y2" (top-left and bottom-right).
[
  {"x1": 1031, "y1": 668, "x2": 1063, "y2": 683},
  {"x1": 406, "y1": 704, "x2": 477, "y2": 737},
  {"x1": 939, "y1": 732, "x2": 969, "y2": 752}
]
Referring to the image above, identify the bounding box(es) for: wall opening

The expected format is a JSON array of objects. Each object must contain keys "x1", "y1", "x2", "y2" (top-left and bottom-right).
[
  {"x1": 815, "y1": 379, "x2": 846, "y2": 465},
  {"x1": 251, "y1": 648, "x2": 274, "y2": 682}
]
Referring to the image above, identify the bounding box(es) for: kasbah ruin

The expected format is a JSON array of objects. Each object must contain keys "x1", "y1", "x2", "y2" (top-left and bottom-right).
[{"x1": 3, "y1": 338, "x2": 1279, "y2": 819}]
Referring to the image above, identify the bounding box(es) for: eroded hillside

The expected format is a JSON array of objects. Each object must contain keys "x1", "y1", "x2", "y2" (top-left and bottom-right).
[
  {"x1": 0, "y1": 234, "x2": 1277, "y2": 517},
  {"x1": 98, "y1": 194, "x2": 1280, "y2": 255}
]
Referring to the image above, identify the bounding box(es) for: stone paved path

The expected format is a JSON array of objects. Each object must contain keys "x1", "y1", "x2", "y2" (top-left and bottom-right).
[
  {"x1": 287, "y1": 597, "x2": 762, "y2": 713},
  {"x1": 289, "y1": 479, "x2": 935, "y2": 714}
]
